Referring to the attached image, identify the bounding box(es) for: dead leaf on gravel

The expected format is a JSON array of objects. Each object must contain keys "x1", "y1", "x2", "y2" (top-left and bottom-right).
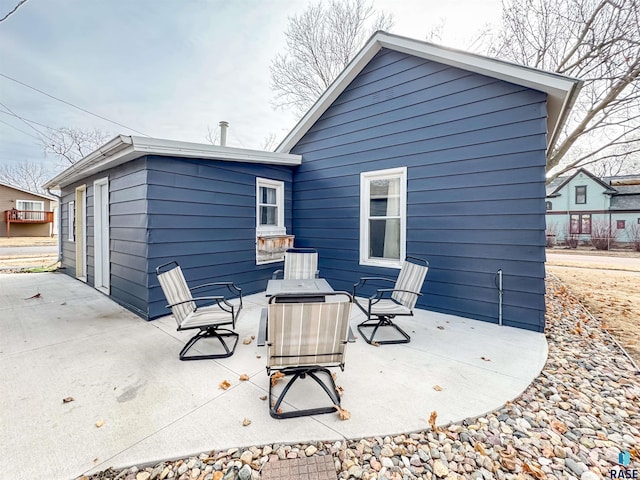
[
  {"x1": 481, "y1": 356, "x2": 491, "y2": 362},
  {"x1": 242, "y1": 338, "x2": 252, "y2": 345},
  {"x1": 334, "y1": 405, "x2": 351, "y2": 420},
  {"x1": 433, "y1": 385, "x2": 443, "y2": 391},
  {"x1": 95, "y1": 420, "x2": 105, "y2": 428},
  {"x1": 336, "y1": 386, "x2": 344, "y2": 397},
  {"x1": 551, "y1": 419, "x2": 567, "y2": 434},
  {"x1": 62, "y1": 396, "x2": 74, "y2": 403},
  {"x1": 332, "y1": 372, "x2": 337, "y2": 380},
  {"x1": 436, "y1": 326, "x2": 444, "y2": 330},
  {"x1": 371, "y1": 341, "x2": 380, "y2": 346},
  {"x1": 259, "y1": 395, "x2": 267, "y2": 401},
  {"x1": 429, "y1": 410, "x2": 439, "y2": 432},
  {"x1": 24, "y1": 293, "x2": 41, "y2": 300},
  {"x1": 242, "y1": 418, "x2": 251, "y2": 426},
  {"x1": 523, "y1": 461, "x2": 545, "y2": 479},
  {"x1": 270, "y1": 371, "x2": 285, "y2": 387},
  {"x1": 219, "y1": 380, "x2": 231, "y2": 390},
  {"x1": 239, "y1": 374, "x2": 249, "y2": 381}
]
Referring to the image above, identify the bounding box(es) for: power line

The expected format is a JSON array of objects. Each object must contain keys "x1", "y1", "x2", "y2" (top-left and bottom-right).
[
  {"x1": 0, "y1": 118, "x2": 42, "y2": 142},
  {"x1": 0, "y1": 105, "x2": 67, "y2": 133},
  {"x1": 0, "y1": 72, "x2": 151, "y2": 136},
  {"x1": 0, "y1": 0, "x2": 28, "y2": 23},
  {"x1": 0, "y1": 100, "x2": 47, "y2": 140}
]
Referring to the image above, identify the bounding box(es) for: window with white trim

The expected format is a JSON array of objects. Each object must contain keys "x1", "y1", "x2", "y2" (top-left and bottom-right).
[
  {"x1": 16, "y1": 199, "x2": 44, "y2": 220},
  {"x1": 256, "y1": 178, "x2": 285, "y2": 235},
  {"x1": 68, "y1": 201, "x2": 75, "y2": 242},
  {"x1": 360, "y1": 167, "x2": 407, "y2": 268}
]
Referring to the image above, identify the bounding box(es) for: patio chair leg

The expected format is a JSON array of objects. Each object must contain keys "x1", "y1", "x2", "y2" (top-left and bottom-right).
[
  {"x1": 269, "y1": 367, "x2": 342, "y2": 419},
  {"x1": 179, "y1": 327, "x2": 239, "y2": 361},
  {"x1": 357, "y1": 316, "x2": 411, "y2": 345}
]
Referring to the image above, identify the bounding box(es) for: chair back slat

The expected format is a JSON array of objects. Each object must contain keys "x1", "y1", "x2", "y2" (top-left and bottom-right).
[
  {"x1": 157, "y1": 265, "x2": 195, "y2": 325},
  {"x1": 283, "y1": 250, "x2": 318, "y2": 280},
  {"x1": 267, "y1": 300, "x2": 351, "y2": 369},
  {"x1": 392, "y1": 260, "x2": 428, "y2": 309}
]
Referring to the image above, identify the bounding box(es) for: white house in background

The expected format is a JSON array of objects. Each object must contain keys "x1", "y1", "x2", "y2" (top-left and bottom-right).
[{"x1": 545, "y1": 168, "x2": 640, "y2": 245}]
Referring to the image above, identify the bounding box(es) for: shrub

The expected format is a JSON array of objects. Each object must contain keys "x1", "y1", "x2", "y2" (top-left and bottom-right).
[
  {"x1": 590, "y1": 221, "x2": 618, "y2": 250},
  {"x1": 545, "y1": 223, "x2": 558, "y2": 247},
  {"x1": 628, "y1": 223, "x2": 640, "y2": 252}
]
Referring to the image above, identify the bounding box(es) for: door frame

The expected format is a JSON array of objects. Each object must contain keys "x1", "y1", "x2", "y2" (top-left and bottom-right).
[
  {"x1": 75, "y1": 185, "x2": 87, "y2": 281},
  {"x1": 93, "y1": 177, "x2": 110, "y2": 294}
]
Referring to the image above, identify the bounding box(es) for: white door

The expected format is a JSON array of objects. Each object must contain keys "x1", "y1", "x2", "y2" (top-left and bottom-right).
[
  {"x1": 93, "y1": 178, "x2": 110, "y2": 293},
  {"x1": 75, "y1": 186, "x2": 87, "y2": 281}
]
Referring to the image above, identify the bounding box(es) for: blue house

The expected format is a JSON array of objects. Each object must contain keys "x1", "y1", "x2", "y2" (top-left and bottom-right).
[
  {"x1": 546, "y1": 168, "x2": 640, "y2": 245},
  {"x1": 44, "y1": 32, "x2": 582, "y2": 332}
]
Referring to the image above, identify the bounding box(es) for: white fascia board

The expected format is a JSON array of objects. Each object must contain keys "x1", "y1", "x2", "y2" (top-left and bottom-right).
[
  {"x1": 277, "y1": 31, "x2": 582, "y2": 154},
  {"x1": 44, "y1": 135, "x2": 302, "y2": 189}
]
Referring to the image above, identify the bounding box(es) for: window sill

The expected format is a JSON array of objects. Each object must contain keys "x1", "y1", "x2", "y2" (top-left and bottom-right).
[{"x1": 360, "y1": 258, "x2": 402, "y2": 269}]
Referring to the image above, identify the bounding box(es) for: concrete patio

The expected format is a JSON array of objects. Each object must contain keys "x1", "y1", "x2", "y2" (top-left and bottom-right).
[{"x1": 0, "y1": 273, "x2": 547, "y2": 480}]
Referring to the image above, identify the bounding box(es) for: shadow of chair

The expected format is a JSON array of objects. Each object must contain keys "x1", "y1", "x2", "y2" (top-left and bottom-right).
[{"x1": 156, "y1": 261, "x2": 242, "y2": 360}]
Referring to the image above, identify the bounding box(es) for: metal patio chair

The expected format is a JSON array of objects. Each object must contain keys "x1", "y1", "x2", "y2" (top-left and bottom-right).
[
  {"x1": 266, "y1": 292, "x2": 352, "y2": 419},
  {"x1": 353, "y1": 256, "x2": 429, "y2": 345},
  {"x1": 156, "y1": 261, "x2": 242, "y2": 360},
  {"x1": 272, "y1": 248, "x2": 319, "y2": 280}
]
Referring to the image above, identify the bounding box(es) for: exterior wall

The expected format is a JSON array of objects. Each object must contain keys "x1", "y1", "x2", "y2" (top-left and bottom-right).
[
  {"x1": 0, "y1": 185, "x2": 52, "y2": 237},
  {"x1": 290, "y1": 48, "x2": 549, "y2": 332},
  {"x1": 146, "y1": 156, "x2": 294, "y2": 320},
  {"x1": 60, "y1": 158, "x2": 149, "y2": 316}
]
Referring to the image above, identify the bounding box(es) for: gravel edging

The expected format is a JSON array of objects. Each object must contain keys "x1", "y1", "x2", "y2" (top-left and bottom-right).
[{"x1": 78, "y1": 276, "x2": 640, "y2": 480}]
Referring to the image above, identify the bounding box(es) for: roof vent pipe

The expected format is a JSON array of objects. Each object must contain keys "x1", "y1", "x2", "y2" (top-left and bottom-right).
[{"x1": 219, "y1": 121, "x2": 229, "y2": 147}]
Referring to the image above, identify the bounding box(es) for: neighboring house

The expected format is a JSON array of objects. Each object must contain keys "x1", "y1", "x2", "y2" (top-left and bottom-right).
[
  {"x1": 0, "y1": 181, "x2": 57, "y2": 238},
  {"x1": 546, "y1": 168, "x2": 640, "y2": 244},
  {"x1": 44, "y1": 32, "x2": 582, "y2": 332}
]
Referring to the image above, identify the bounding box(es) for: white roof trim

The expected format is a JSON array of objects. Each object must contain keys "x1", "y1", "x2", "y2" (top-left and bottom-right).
[
  {"x1": 44, "y1": 136, "x2": 302, "y2": 189},
  {"x1": 276, "y1": 31, "x2": 582, "y2": 155},
  {"x1": 0, "y1": 180, "x2": 56, "y2": 200}
]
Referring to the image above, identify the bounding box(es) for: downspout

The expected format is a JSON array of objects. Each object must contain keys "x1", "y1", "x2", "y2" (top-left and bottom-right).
[{"x1": 46, "y1": 188, "x2": 63, "y2": 264}]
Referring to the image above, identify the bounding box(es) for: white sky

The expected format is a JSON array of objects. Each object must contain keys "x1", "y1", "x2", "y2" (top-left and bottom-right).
[{"x1": 0, "y1": 0, "x2": 501, "y2": 173}]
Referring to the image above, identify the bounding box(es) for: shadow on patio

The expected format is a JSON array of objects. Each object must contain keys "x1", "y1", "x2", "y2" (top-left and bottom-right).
[{"x1": 0, "y1": 273, "x2": 547, "y2": 480}]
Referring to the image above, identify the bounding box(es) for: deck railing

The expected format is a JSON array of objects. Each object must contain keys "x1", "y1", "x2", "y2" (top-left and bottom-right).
[{"x1": 4, "y1": 210, "x2": 54, "y2": 237}]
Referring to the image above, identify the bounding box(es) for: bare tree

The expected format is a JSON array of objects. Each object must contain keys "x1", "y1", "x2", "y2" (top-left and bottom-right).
[
  {"x1": 205, "y1": 124, "x2": 220, "y2": 146},
  {"x1": 0, "y1": 161, "x2": 53, "y2": 194},
  {"x1": 270, "y1": 0, "x2": 394, "y2": 116},
  {"x1": 43, "y1": 127, "x2": 111, "y2": 166},
  {"x1": 484, "y1": 0, "x2": 640, "y2": 183},
  {"x1": 262, "y1": 133, "x2": 278, "y2": 152},
  {"x1": 0, "y1": 0, "x2": 28, "y2": 23}
]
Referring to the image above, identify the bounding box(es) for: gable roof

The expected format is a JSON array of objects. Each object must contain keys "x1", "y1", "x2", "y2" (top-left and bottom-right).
[
  {"x1": 43, "y1": 135, "x2": 302, "y2": 189},
  {"x1": 276, "y1": 31, "x2": 583, "y2": 156},
  {"x1": 0, "y1": 180, "x2": 56, "y2": 200},
  {"x1": 547, "y1": 168, "x2": 617, "y2": 197}
]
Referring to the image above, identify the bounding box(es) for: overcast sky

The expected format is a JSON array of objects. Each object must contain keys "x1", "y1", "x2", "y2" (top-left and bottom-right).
[{"x1": 0, "y1": 0, "x2": 501, "y2": 174}]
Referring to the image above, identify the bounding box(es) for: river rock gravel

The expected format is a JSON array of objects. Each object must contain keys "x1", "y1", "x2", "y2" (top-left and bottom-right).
[{"x1": 78, "y1": 277, "x2": 639, "y2": 480}]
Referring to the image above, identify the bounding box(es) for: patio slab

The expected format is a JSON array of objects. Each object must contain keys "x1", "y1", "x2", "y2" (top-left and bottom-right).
[{"x1": 0, "y1": 272, "x2": 547, "y2": 480}]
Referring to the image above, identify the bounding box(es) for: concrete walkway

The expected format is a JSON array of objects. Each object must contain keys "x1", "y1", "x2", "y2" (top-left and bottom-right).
[{"x1": 0, "y1": 273, "x2": 547, "y2": 480}]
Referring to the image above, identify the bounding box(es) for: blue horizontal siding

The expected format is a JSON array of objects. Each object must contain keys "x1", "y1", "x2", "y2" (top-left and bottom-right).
[
  {"x1": 146, "y1": 155, "x2": 294, "y2": 319},
  {"x1": 291, "y1": 48, "x2": 548, "y2": 332}
]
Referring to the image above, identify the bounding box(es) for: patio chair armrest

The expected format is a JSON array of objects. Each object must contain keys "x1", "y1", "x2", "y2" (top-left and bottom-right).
[
  {"x1": 166, "y1": 296, "x2": 224, "y2": 308},
  {"x1": 257, "y1": 308, "x2": 268, "y2": 346},
  {"x1": 271, "y1": 269, "x2": 284, "y2": 279},
  {"x1": 371, "y1": 288, "x2": 423, "y2": 300},
  {"x1": 353, "y1": 276, "x2": 395, "y2": 295}
]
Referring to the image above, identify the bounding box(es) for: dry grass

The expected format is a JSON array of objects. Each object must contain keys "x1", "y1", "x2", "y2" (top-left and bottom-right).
[
  {"x1": 0, "y1": 237, "x2": 58, "y2": 247},
  {"x1": 547, "y1": 263, "x2": 640, "y2": 365}
]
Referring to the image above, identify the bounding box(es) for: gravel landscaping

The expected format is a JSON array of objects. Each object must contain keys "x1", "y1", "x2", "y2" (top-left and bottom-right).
[{"x1": 79, "y1": 276, "x2": 639, "y2": 480}]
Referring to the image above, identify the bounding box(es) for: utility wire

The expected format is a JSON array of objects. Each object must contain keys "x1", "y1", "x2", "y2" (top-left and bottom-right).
[
  {"x1": 0, "y1": 106, "x2": 66, "y2": 133},
  {"x1": 0, "y1": 100, "x2": 48, "y2": 140},
  {"x1": 0, "y1": 72, "x2": 150, "y2": 136},
  {"x1": 0, "y1": 118, "x2": 42, "y2": 142},
  {"x1": 0, "y1": 0, "x2": 28, "y2": 23}
]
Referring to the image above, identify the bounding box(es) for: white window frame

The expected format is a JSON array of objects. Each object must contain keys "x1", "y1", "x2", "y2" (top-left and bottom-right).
[
  {"x1": 360, "y1": 167, "x2": 407, "y2": 269},
  {"x1": 68, "y1": 201, "x2": 75, "y2": 242},
  {"x1": 256, "y1": 177, "x2": 285, "y2": 236},
  {"x1": 16, "y1": 199, "x2": 44, "y2": 211}
]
